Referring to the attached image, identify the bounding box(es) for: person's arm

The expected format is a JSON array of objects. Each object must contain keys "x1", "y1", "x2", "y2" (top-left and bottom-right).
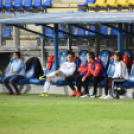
[
  {"x1": 12, "y1": 60, "x2": 24, "y2": 73},
  {"x1": 125, "y1": 67, "x2": 129, "y2": 80},
  {"x1": 5, "y1": 63, "x2": 12, "y2": 76},
  {"x1": 124, "y1": 63, "x2": 128, "y2": 80},
  {"x1": 10, "y1": 69, "x2": 15, "y2": 73},
  {"x1": 83, "y1": 70, "x2": 91, "y2": 78},
  {"x1": 112, "y1": 64, "x2": 118, "y2": 78},
  {"x1": 78, "y1": 64, "x2": 86, "y2": 72},
  {"x1": 84, "y1": 64, "x2": 102, "y2": 77},
  {"x1": 67, "y1": 64, "x2": 76, "y2": 76},
  {"x1": 59, "y1": 63, "x2": 65, "y2": 69},
  {"x1": 82, "y1": 67, "x2": 88, "y2": 72}
]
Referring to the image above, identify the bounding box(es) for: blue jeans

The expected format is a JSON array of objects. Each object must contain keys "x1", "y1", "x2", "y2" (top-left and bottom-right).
[{"x1": 2, "y1": 75, "x2": 24, "y2": 92}]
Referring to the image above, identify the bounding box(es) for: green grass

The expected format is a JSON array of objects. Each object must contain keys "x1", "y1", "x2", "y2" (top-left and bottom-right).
[{"x1": 0, "y1": 93, "x2": 134, "y2": 134}]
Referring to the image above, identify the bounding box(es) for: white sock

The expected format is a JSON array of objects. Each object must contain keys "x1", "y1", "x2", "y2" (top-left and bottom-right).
[
  {"x1": 46, "y1": 72, "x2": 56, "y2": 78},
  {"x1": 44, "y1": 82, "x2": 51, "y2": 93}
]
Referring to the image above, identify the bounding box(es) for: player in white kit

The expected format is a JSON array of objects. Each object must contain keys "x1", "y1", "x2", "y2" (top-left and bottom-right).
[{"x1": 39, "y1": 53, "x2": 76, "y2": 97}]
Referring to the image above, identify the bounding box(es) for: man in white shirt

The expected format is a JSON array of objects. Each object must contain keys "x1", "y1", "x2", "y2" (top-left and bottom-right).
[
  {"x1": 39, "y1": 53, "x2": 76, "y2": 97},
  {"x1": 102, "y1": 52, "x2": 128, "y2": 99}
]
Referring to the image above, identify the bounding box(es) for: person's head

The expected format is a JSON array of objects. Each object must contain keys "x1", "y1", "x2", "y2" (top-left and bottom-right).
[
  {"x1": 67, "y1": 53, "x2": 73, "y2": 62},
  {"x1": 87, "y1": 52, "x2": 95, "y2": 63},
  {"x1": 86, "y1": 51, "x2": 90, "y2": 62},
  {"x1": 114, "y1": 52, "x2": 122, "y2": 62},
  {"x1": 13, "y1": 51, "x2": 20, "y2": 60}
]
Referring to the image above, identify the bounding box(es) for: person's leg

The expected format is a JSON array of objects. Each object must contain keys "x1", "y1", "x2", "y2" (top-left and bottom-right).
[
  {"x1": 65, "y1": 76, "x2": 76, "y2": 91},
  {"x1": 9, "y1": 75, "x2": 24, "y2": 95},
  {"x1": 40, "y1": 71, "x2": 61, "y2": 97},
  {"x1": 82, "y1": 76, "x2": 92, "y2": 94},
  {"x1": 44, "y1": 71, "x2": 62, "y2": 93},
  {"x1": 103, "y1": 77, "x2": 127, "y2": 99},
  {"x1": 40, "y1": 71, "x2": 63, "y2": 97},
  {"x1": 43, "y1": 77, "x2": 52, "y2": 94},
  {"x1": 75, "y1": 75, "x2": 83, "y2": 97},
  {"x1": 82, "y1": 76, "x2": 93, "y2": 97},
  {"x1": 87, "y1": 76, "x2": 103, "y2": 97},
  {"x1": 2, "y1": 76, "x2": 14, "y2": 95},
  {"x1": 46, "y1": 70, "x2": 61, "y2": 77},
  {"x1": 110, "y1": 78, "x2": 127, "y2": 97},
  {"x1": 104, "y1": 77, "x2": 112, "y2": 96},
  {"x1": 40, "y1": 70, "x2": 62, "y2": 80},
  {"x1": 65, "y1": 76, "x2": 78, "y2": 97},
  {"x1": 92, "y1": 76, "x2": 100, "y2": 96},
  {"x1": 75, "y1": 75, "x2": 83, "y2": 92}
]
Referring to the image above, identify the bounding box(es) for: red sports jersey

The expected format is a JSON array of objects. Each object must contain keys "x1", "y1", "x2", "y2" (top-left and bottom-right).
[
  {"x1": 123, "y1": 55, "x2": 133, "y2": 69},
  {"x1": 78, "y1": 62, "x2": 89, "y2": 73},
  {"x1": 84, "y1": 60, "x2": 102, "y2": 77}
]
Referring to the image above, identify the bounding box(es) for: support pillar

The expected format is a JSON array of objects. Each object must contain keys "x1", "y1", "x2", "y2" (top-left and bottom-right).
[
  {"x1": 95, "y1": 24, "x2": 100, "y2": 57},
  {"x1": 67, "y1": 25, "x2": 72, "y2": 51},
  {"x1": 0, "y1": 25, "x2": 2, "y2": 47},
  {"x1": 41, "y1": 26, "x2": 46, "y2": 69},
  {"x1": 118, "y1": 23, "x2": 123, "y2": 53},
  {"x1": 13, "y1": 26, "x2": 20, "y2": 51},
  {"x1": 124, "y1": 24, "x2": 128, "y2": 50},
  {"x1": 130, "y1": 23, "x2": 133, "y2": 45},
  {"x1": 54, "y1": 24, "x2": 59, "y2": 70}
]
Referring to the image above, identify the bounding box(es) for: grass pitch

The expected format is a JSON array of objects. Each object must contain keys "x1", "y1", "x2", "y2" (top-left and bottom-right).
[{"x1": 0, "y1": 93, "x2": 134, "y2": 134}]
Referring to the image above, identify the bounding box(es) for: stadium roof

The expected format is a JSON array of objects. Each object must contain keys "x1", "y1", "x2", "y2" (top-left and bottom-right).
[{"x1": 0, "y1": 11, "x2": 134, "y2": 25}]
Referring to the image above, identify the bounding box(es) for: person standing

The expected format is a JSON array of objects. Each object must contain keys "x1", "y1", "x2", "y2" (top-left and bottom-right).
[{"x1": 2, "y1": 52, "x2": 25, "y2": 95}]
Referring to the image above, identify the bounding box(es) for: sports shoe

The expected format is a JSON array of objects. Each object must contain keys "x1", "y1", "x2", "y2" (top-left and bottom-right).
[
  {"x1": 103, "y1": 95, "x2": 113, "y2": 99},
  {"x1": 76, "y1": 91, "x2": 81, "y2": 97},
  {"x1": 70, "y1": 90, "x2": 77, "y2": 97},
  {"x1": 39, "y1": 76, "x2": 46, "y2": 80},
  {"x1": 14, "y1": 92, "x2": 20, "y2": 96},
  {"x1": 80, "y1": 94, "x2": 90, "y2": 98},
  {"x1": 39, "y1": 93, "x2": 48, "y2": 97},
  {"x1": 90, "y1": 95, "x2": 96, "y2": 98},
  {"x1": 6, "y1": 91, "x2": 14, "y2": 95},
  {"x1": 99, "y1": 95, "x2": 106, "y2": 99}
]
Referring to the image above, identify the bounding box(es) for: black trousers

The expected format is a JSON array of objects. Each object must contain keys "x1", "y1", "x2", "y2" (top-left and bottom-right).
[
  {"x1": 65, "y1": 75, "x2": 83, "y2": 93},
  {"x1": 82, "y1": 76, "x2": 105, "y2": 95},
  {"x1": 104, "y1": 77, "x2": 127, "y2": 96},
  {"x1": 65, "y1": 75, "x2": 105, "y2": 95}
]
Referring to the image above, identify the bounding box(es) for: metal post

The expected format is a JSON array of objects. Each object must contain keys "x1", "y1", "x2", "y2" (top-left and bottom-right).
[
  {"x1": 67, "y1": 25, "x2": 72, "y2": 51},
  {"x1": 118, "y1": 23, "x2": 123, "y2": 53},
  {"x1": 54, "y1": 24, "x2": 59, "y2": 70},
  {"x1": 41, "y1": 26, "x2": 46, "y2": 69},
  {"x1": 95, "y1": 24, "x2": 100, "y2": 57},
  {"x1": 130, "y1": 23, "x2": 133, "y2": 45},
  {"x1": 0, "y1": 25, "x2": 2, "y2": 47},
  {"x1": 124, "y1": 24, "x2": 128, "y2": 50},
  {"x1": 13, "y1": 26, "x2": 20, "y2": 51},
  {"x1": 129, "y1": 6, "x2": 133, "y2": 11}
]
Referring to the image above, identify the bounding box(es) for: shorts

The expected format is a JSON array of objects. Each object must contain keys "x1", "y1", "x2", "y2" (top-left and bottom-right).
[{"x1": 50, "y1": 72, "x2": 65, "y2": 83}]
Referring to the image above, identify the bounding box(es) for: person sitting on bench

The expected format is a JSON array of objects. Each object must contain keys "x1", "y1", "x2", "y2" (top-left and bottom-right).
[
  {"x1": 65, "y1": 52, "x2": 90, "y2": 97},
  {"x1": 110, "y1": 50, "x2": 133, "y2": 70},
  {"x1": 39, "y1": 53, "x2": 76, "y2": 97},
  {"x1": 2, "y1": 52, "x2": 25, "y2": 96},
  {"x1": 103, "y1": 52, "x2": 128, "y2": 99},
  {"x1": 81, "y1": 52, "x2": 108, "y2": 98}
]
